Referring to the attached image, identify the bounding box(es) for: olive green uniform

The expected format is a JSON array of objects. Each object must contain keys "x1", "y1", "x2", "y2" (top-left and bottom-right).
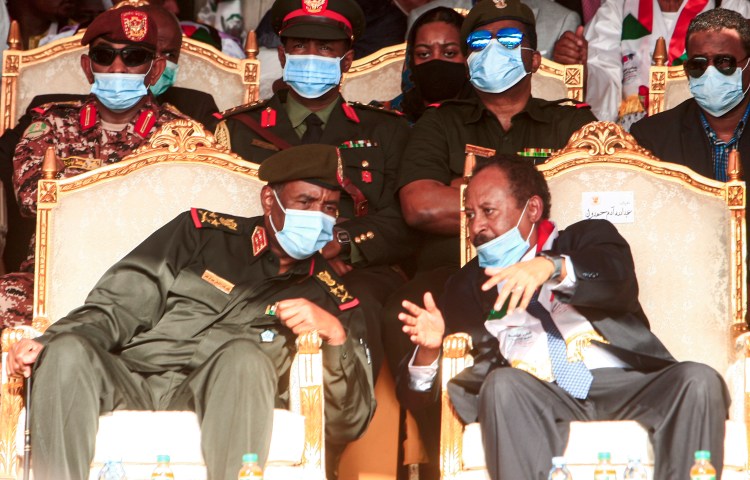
[{"x1": 31, "y1": 211, "x2": 375, "y2": 480}]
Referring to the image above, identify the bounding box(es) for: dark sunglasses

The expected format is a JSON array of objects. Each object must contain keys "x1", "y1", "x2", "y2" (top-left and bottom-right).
[
  {"x1": 684, "y1": 55, "x2": 749, "y2": 78},
  {"x1": 466, "y1": 27, "x2": 524, "y2": 52},
  {"x1": 88, "y1": 45, "x2": 155, "y2": 67}
]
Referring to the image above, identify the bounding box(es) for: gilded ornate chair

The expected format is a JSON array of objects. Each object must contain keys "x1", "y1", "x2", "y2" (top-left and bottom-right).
[
  {"x1": 648, "y1": 36, "x2": 690, "y2": 116},
  {"x1": 0, "y1": 119, "x2": 325, "y2": 480},
  {"x1": 442, "y1": 122, "x2": 749, "y2": 479},
  {"x1": 340, "y1": 42, "x2": 584, "y2": 105},
  {"x1": 0, "y1": 8, "x2": 260, "y2": 135}
]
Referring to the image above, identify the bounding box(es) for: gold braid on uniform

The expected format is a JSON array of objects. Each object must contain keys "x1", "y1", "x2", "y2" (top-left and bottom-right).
[{"x1": 215, "y1": 120, "x2": 231, "y2": 150}]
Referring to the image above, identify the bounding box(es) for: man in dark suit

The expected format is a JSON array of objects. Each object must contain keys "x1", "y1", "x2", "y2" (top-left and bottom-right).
[{"x1": 397, "y1": 154, "x2": 729, "y2": 479}]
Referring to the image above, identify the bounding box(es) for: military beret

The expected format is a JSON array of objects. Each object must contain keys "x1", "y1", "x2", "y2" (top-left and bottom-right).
[
  {"x1": 82, "y1": 6, "x2": 158, "y2": 49},
  {"x1": 259, "y1": 144, "x2": 342, "y2": 190},
  {"x1": 271, "y1": 0, "x2": 365, "y2": 41},
  {"x1": 461, "y1": 0, "x2": 536, "y2": 53}
]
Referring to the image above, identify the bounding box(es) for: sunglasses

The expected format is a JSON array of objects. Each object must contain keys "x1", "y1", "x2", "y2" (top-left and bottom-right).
[
  {"x1": 684, "y1": 55, "x2": 749, "y2": 78},
  {"x1": 466, "y1": 28, "x2": 524, "y2": 52},
  {"x1": 88, "y1": 45, "x2": 155, "y2": 67}
]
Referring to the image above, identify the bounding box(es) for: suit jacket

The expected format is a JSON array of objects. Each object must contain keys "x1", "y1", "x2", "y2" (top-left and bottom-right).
[
  {"x1": 630, "y1": 98, "x2": 750, "y2": 179},
  {"x1": 398, "y1": 219, "x2": 675, "y2": 424}
]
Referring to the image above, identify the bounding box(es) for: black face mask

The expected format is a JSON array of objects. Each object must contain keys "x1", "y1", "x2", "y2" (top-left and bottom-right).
[{"x1": 411, "y1": 60, "x2": 468, "y2": 103}]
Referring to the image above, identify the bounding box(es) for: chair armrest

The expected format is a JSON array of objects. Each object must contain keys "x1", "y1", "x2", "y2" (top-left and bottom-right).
[
  {"x1": 290, "y1": 331, "x2": 324, "y2": 477},
  {"x1": 440, "y1": 333, "x2": 473, "y2": 479}
]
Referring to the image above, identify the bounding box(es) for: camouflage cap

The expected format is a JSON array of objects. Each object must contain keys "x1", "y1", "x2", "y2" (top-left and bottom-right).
[
  {"x1": 259, "y1": 144, "x2": 342, "y2": 190},
  {"x1": 460, "y1": 0, "x2": 536, "y2": 53},
  {"x1": 82, "y1": 6, "x2": 158, "y2": 49},
  {"x1": 271, "y1": 0, "x2": 366, "y2": 41}
]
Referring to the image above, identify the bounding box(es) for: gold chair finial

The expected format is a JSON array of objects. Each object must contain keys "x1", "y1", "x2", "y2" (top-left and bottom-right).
[
  {"x1": 41, "y1": 147, "x2": 62, "y2": 180},
  {"x1": 653, "y1": 37, "x2": 668, "y2": 67},
  {"x1": 245, "y1": 31, "x2": 258, "y2": 60},
  {"x1": 728, "y1": 149, "x2": 742, "y2": 182},
  {"x1": 8, "y1": 20, "x2": 21, "y2": 51}
]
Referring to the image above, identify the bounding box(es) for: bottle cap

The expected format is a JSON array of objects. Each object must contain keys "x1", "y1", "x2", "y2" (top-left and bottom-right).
[
  {"x1": 551, "y1": 456, "x2": 566, "y2": 466},
  {"x1": 597, "y1": 452, "x2": 611, "y2": 461},
  {"x1": 156, "y1": 454, "x2": 170, "y2": 463},
  {"x1": 695, "y1": 450, "x2": 711, "y2": 460},
  {"x1": 243, "y1": 453, "x2": 259, "y2": 463}
]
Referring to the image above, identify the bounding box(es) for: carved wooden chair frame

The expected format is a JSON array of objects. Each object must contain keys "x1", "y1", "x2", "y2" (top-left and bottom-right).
[
  {"x1": 0, "y1": 119, "x2": 325, "y2": 479},
  {"x1": 443, "y1": 121, "x2": 749, "y2": 479},
  {"x1": 648, "y1": 36, "x2": 689, "y2": 116}
]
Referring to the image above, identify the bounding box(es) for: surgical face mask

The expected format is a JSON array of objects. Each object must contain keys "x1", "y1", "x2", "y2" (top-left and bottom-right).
[
  {"x1": 467, "y1": 41, "x2": 530, "y2": 94},
  {"x1": 269, "y1": 189, "x2": 336, "y2": 260},
  {"x1": 283, "y1": 53, "x2": 342, "y2": 99},
  {"x1": 149, "y1": 60, "x2": 179, "y2": 97},
  {"x1": 91, "y1": 72, "x2": 149, "y2": 112},
  {"x1": 689, "y1": 61, "x2": 750, "y2": 117},
  {"x1": 476, "y1": 200, "x2": 533, "y2": 268}
]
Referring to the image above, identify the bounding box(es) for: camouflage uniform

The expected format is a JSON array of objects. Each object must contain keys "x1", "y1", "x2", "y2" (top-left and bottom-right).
[{"x1": 0, "y1": 94, "x2": 185, "y2": 329}]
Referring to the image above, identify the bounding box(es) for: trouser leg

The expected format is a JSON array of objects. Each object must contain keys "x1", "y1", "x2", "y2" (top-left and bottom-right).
[
  {"x1": 31, "y1": 332, "x2": 154, "y2": 480},
  {"x1": 478, "y1": 367, "x2": 592, "y2": 480},
  {"x1": 168, "y1": 338, "x2": 277, "y2": 480},
  {"x1": 589, "y1": 363, "x2": 729, "y2": 479}
]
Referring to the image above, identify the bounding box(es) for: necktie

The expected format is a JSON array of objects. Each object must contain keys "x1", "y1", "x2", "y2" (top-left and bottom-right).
[
  {"x1": 301, "y1": 113, "x2": 324, "y2": 144},
  {"x1": 526, "y1": 294, "x2": 593, "y2": 399}
]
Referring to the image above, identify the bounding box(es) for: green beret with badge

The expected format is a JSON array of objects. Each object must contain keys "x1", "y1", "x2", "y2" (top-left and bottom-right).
[
  {"x1": 259, "y1": 144, "x2": 343, "y2": 190},
  {"x1": 271, "y1": 0, "x2": 366, "y2": 41},
  {"x1": 460, "y1": 0, "x2": 536, "y2": 54}
]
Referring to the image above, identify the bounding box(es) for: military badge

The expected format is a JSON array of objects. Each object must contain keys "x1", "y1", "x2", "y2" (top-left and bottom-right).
[
  {"x1": 252, "y1": 226, "x2": 268, "y2": 256},
  {"x1": 261, "y1": 107, "x2": 276, "y2": 128},
  {"x1": 265, "y1": 302, "x2": 279, "y2": 316},
  {"x1": 135, "y1": 110, "x2": 156, "y2": 138},
  {"x1": 303, "y1": 0, "x2": 327, "y2": 14},
  {"x1": 260, "y1": 329, "x2": 277, "y2": 343},
  {"x1": 120, "y1": 11, "x2": 148, "y2": 42},
  {"x1": 201, "y1": 269, "x2": 235, "y2": 294},
  {"x1": 341, "y1": 103, "x2": 360, "y2": 123},
  {"x1": 23, "y1": 121, "x2": 50, "y2": 140},
  {"x1": 315, "y1": 270, "x2": 359, "y2": 310},
  {"x1": 493, "y1": 0, "x2": 508, "y2": 7}
]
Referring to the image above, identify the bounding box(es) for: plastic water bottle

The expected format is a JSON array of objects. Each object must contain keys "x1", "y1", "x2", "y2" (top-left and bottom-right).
[
  {"x1": 151, "y1": 455, "x2": 175, "y2": 479},
  {"x1": 238, "y1": 453, "x2": 263, "y2": 479},
  {"x1": 98, "y1": 460, "x2": 127, "y2": 480},
  {"x1": 548, "y1": 456, "x2": 573, "y2": 479},
  {"x1": 690, "y1": 450, "x2": 716, "y2": 480},
  {"x1": 593, "y1": 452, "x2": 617, "y2": 480},
  {"x1": 622, "y1": 457, "x2": 648, "y2": 479}
]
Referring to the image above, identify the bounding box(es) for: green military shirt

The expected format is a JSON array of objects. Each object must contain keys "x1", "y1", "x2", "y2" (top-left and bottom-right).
[
  {"x1": 38, "y1": 210, "x2": 375, "y2": 444},
  {"x1": 215, "y1": 91, "x2": 417, "y2": 267},
  {"x1": 398, "y1": 92, "x2": 597, "y2": 269}
]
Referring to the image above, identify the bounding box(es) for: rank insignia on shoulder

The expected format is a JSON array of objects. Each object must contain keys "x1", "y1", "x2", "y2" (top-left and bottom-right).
[
  {"x1": 261, "y1": 107, "x2": 276, "y2": 128},
  {"x1": 62, "y1": 156, "x2": 102, "y2": 171},
  {"x1": 201, "y1": 269, "x2": 235, "y2": 294},
  {"x1": 252, "y1": 225, "x2": 268, "y2": 256},
  {"x1": 190, "y1": 208, "x2": 240, "y2": 232},
  {"x1": 260, "y1": 329, "x2": 276, "y2": 342},
  {"x1": 315, "y1": 270, "x2": 359, "y2": 311},
  {"x1": 23, "y1": 120, "x2": 51, "y2": 140},
  {"x1": 341, "y1": 103, "x2": 360, "y2": 123},
  {"x1": 218, "y1": 100, "x2": 266, "y2": 119}
]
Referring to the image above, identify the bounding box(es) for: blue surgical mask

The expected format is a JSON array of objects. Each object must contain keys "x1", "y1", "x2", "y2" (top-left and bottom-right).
[
  {"x1": 91, "y1": 72, "x2": 149, "y2": 112},
  {"x1": 468, "y1": 41, "x2": 529, "y2": 94},
  {"x1": 269, "y1": 189, "x2": 336, "y2": 260},
  {"x1": 476, "y1": 200, "x2": 534, "y2": 268},
  {"x1": 283, "y1": 54, "x2": 342, "y2": 99},
  {"x1": 689, "y1": 62, "x2": 750, "y2": 117},
  {"x1": 149, "y1": 60, "x2": 179, "y2": 97}
]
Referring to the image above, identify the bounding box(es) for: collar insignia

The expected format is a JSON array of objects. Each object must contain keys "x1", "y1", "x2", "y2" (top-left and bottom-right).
[
  {"x1": 120, "y1": 11, "x2": 148, "y2": 42},
  {"x1": 252, "y1": 225, "x2": 268, "y2": 256}
]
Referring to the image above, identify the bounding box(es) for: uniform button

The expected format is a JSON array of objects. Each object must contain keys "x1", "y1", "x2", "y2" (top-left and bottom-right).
[
  {"x1": 342, "y1": 351, "x2": 348, "y2": 359},
  {"x1": 366, "y1": 231, "x2": 375, "y2": 239},
  {"x1": 354, "y1": 237, "x2": 361, "y2": 244},
  {"x1": 361, "y1": 160, "x2": 369, "y2": 168}
]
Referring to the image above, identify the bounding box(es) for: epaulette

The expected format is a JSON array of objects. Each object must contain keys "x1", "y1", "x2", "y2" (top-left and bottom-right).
[
  {"x1": 190, "y1": 208, "x2": 244, "y2": 234},
  {"x1": 349, "y1": 101, "x2": 403, "y2": 117},
  {"x1": 552, "y1": 98, "x2": 591, "y2": 109},
  {"x1": 312, "y1": 258, "x2": 360, "y2": 311},
  {"x1": 213, "y1": 99, "x2": 269, "y2": 121},
  {"x1": 161, "y1": 102, "x2": 187, "y2": 117},
  {"x1": 31, "y1": 100, "x2": 83, "y2": 116}
]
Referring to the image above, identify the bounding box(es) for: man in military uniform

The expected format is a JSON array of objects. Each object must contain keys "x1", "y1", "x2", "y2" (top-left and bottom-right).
[
  {"x1": 383, "y1": 1, "x2": 596, "y2": 477},
  {"x1": 214, "y1": 0, "x2": 415, "y2": 381},
  {"x1": 0, "y1": 6, "x2": 186, "y2": 331},
  {"x1": 6, "y1": 145, "x2": 376, "y2": 480}
]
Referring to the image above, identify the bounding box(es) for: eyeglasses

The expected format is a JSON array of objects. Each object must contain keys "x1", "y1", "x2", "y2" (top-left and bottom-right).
[
  {"x1": 466, "y1": 28, "x2": 524, "y2": 52},
  {"x1": 88, "y1": 45, "x2": 155, "y2": 67},
  {"x1": 684, "y1": 55, "x2": 749, "y2": 78}
]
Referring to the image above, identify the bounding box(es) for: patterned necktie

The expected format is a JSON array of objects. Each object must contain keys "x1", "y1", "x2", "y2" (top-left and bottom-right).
[
  {"x1": 301, "y1": 113, "x2": 324, "y2": 144},
  {"x1": 526, "y1": 294, "x2": 593, "y2": 399}
]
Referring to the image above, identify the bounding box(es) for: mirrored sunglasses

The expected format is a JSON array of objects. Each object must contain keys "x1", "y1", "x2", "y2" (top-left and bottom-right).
[
  {"x1": 466, "y1": 28, "x2": 524, "y2": 52},
  {"x1": 684, "y1": 55, "x2": 748, "y2": 78},
  {"x1": 88, "y1": 46, "x2": 155, "y2": 67}
]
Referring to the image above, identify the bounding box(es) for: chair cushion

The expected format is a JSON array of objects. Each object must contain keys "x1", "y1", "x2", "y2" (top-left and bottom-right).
[{"x1": 461, "y1": 419, "x2": 747, "y2": 477}]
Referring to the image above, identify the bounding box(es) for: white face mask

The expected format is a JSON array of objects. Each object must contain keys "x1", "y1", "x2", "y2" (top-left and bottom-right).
[
  {"x1": 269, "y1": 189, "x2": 335, "y2": 259},
  {"x1": 689, "y1": 60, "x2": 750, "y2": 117}
]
